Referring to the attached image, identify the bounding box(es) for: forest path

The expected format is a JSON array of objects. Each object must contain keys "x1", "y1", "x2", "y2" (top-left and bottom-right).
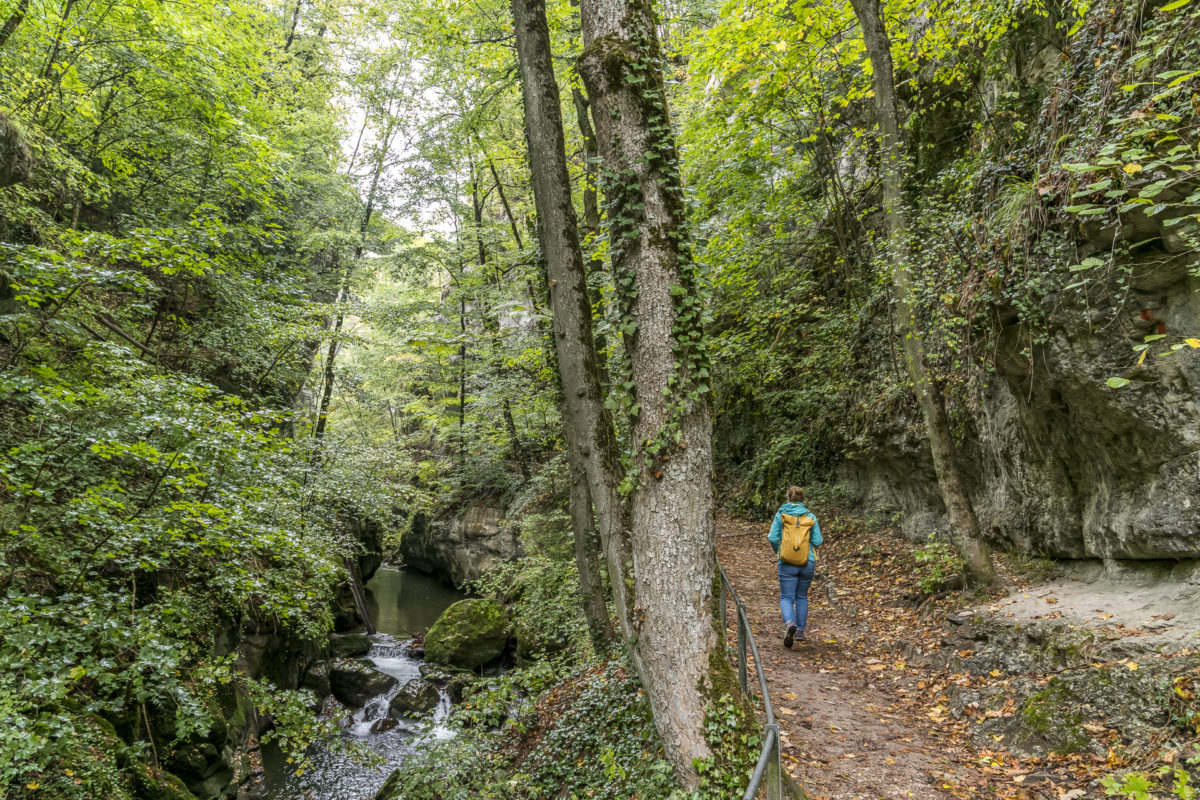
[{"x1": 717, "y1": 518, "x2": 969, "y2": 800}]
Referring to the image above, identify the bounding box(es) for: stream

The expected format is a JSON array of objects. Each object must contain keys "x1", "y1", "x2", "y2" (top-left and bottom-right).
[{"x1": 259, "y1": 566, "x2": 465, "y2": 800}]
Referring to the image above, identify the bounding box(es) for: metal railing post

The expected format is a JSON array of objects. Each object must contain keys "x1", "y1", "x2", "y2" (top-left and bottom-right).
[
  {"x1": 736, "y1": 603, "x2": 748, "y2": 694},
  {"x1": 719, "y1": 557, "x2": 795, "y2": 800},
  {"x1": 720, "y1": 578, "x2": 728, "y2": 633},
  {"x1": 765, "y1": 722, "x2": 782, "y2": 799}
]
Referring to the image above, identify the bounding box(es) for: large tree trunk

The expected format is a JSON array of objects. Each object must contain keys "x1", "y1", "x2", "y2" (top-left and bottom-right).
[
  {"x1": 849, "y1": 0, "x2": 998, "y2": 587},
  {"x1": 514, "y1": 0, "x2": 723, "y2": 783},
  {"x1": 575, "y1": 0, "x2": 718, "y2": 785},
  {"x1": 510, "y1": 0, "x2": 636, "y2": 654}
]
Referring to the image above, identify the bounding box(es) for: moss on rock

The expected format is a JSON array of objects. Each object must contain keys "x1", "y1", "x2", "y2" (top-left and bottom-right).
[{"x1": 424, "y1": 598, "x2": 509, "y2": 669}]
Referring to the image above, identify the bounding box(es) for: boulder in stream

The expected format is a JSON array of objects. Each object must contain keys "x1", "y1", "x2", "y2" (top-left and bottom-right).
[
  {"x1": 301, "y1": 661, "x2": 331, "y2": 699},
  {"x1": 446, "y1": 674, "x2": 476, "y2": 704},
  {"x1": 388, "y1": 679, "x2": 440, "y2": 718},
  {"x1": 370, "y1": 717, "x2": 399, "y2": 734},
  {"x1": 424, "y1": 598, "x2": 509, "y2": 669},
  {"x1": 329, "y1": 633, "x2": 372, "y2": 658},
  {"x1": 329, "y1": 660, "x2": 398, "y2": 707}
]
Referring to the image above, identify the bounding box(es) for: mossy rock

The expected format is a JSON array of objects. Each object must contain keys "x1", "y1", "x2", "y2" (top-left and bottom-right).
[
  {"x1": 424, "y1": 599, "x2": 509, "y2": 669},
  {"x1": 130, "y1": 759, "x2": 199, "y2": 800},
  {"x1": 302, "y1": 660, "x2": 332, "y2": 699},
  {"x1": 330, "y1": 633, "x2": 373, "y2": 658},
  {"x1": 374, "y1": 769, "x2": 403, "y2": 800},
  {"x1": 1019, "y1": 678, "x2": 1090, "y2": 755}
]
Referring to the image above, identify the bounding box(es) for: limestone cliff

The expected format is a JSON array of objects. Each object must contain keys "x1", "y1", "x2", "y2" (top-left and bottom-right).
[
  {"x1": 842, "y1": 260, "x2": 1200, "y2": 563},
  {"x1": 400, "y1": 502, "x2": 520, "y2": 587}
]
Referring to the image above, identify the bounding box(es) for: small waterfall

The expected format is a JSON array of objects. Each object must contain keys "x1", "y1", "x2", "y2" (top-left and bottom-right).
[
  {"x1": 259, "y1": 567, "x2": 466, "y2": 799},
  {"x1": 422, "y1": 688, "x2": 456, "y2": 741}
]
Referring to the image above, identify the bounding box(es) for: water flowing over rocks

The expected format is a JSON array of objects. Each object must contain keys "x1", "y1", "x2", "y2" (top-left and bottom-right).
[{"x1": 330, "y1": 660, "x2": 400, "y2": 707}]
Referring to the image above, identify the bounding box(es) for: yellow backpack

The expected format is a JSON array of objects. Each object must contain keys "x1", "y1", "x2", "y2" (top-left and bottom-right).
[{"x1": 779, "y1": 513, "x2": 815, "y2": 565}]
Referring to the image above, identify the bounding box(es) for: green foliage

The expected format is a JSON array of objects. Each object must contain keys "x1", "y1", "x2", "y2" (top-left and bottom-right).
[
  {"x1": 913, "y1": 534, "x2": 965, "y2": 594},
  {"x1": 380, "y1": 659, "x2": 684, "y2": 800},
  {"x1": 517, "y1": 510, "x2": 575, "y2": 562},
  {"x1": 1102, "y1": 764, "x2": 1199, "y2": 800},
  {"x1": 0, "y1": 0, "x2": 418, "y2": 795},
  {"x1": 691, "y1": 695, "x2": 763, "y2": 800},
  {"x1": 473, "y1": 556, "x2": 589, "y2": 661}
]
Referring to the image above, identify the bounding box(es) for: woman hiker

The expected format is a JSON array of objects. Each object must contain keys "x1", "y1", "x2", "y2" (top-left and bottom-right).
[{"x1": 768, "y1": 486, "x2": 823, "y2": 648}]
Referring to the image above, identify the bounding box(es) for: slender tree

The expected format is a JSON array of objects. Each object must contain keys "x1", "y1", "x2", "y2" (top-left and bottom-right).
[
  {"x1": 0, "y1": 0, "x2": 29, "y2": 50},
  {"x1": 849, "y1": 0, "x2": 998, "y2": 586},
  {"x1": 511, "y1": 0, "x2": 636, "y2": 650}
]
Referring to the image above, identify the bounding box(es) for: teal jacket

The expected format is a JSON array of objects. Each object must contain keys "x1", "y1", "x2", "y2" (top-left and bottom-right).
[{"x1": 768, "y1": 502, "x2": 822, "y2": 564}]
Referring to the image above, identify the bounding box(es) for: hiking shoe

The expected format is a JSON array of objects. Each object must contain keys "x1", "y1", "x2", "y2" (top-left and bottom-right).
[
  {"x1": 784, "y1": 623, "x2": 797, "y2": 649},
  {"x1": 796, "y1": 629, "x2": 806, "y2": 643}
]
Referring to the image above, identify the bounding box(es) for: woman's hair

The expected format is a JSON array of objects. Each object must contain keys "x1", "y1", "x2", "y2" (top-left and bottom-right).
[{"x1": 786, "y1": 486, "x2": 804, "y2": 503}]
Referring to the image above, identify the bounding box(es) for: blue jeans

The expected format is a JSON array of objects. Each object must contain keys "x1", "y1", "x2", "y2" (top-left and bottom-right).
[{"x1": 778, "y1": 559, "x2": 816, "y2": 630}]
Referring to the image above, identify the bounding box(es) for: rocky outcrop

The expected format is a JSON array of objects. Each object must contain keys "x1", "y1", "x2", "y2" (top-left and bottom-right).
[
  {"x1": 329, "y1": 659, "x2": 399, "y2": 707},
  {"x1": 0, "y1": 112, "x2": 32, "y2": 188},
  {"x1": 841, "y1": 255, "x2": 1200, "y2": 562},
  {"x1": 894, "y1": 582, "x2": 1200, "y2": 758},
  {"x1": 388, "y1": 679, "x2": 440, "y2": 717},
  {"x1": 117, "y1": 618, "x2": 323, "y2": 800},
  {"x1": 400, "y1": 503, "x2": 519, "y2": 586},
  {"x1": 424, "y1": 598, "x2": 509, "y2": 669}
]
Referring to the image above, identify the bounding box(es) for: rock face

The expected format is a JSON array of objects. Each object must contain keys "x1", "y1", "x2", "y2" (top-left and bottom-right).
[
  {"x1": 400, "y1": 504, "x2": 518, "y2": 586},
  {"x1": 388, "y1": 679, "x2": 440, "y2": 717},
  {"x1": 424, "y1": 598, "x2": 509, "y2": 669},
  {"x1": 329, "y1": 660, "x2": 399, "y2": 707},
  {"x1": 841, "y1": 263, "x2": 1200, "y2": 562}
]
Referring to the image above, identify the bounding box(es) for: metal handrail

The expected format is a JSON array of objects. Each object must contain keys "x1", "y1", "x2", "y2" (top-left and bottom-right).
[{"x1": 718, "y1": 562, "x2": 785, "y2": 800}]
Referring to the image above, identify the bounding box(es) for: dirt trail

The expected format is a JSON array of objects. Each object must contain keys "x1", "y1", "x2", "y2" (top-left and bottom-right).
[
  {"x1": 717, "y1": 516, "x2": 1200, "y2": 800},
  {"x1": 718, "y1": 518, "x2": 966, "y2": 800}
]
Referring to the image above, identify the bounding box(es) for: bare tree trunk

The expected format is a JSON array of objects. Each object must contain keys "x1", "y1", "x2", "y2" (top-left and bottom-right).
[
  {"x1": 313, "y1": 253, "x2": 347, "y2": 440},
  {"x1": 569, "y1": 86, "x2": 611, "y2": 387},
  {"x1": 575, "y1": 0, "x2": 718, "y2": 785},
  {"x1": 502, "y1": 399, "x2": 530, "y2": 480},
  {"x1": 511, "y1": 0, "x2": 636, "y2": 656},
  {"x1": 313, "y1": 118, "x2": 394, "y2": 442},
  {"x1": 849, "y1": 0, "x2": 997, "y2": 587},
  {"x1": 562, "y1": 403, "x2": 615, "y2": 650},
  {"x1": 570, "y1": 87, "x2": 602, "y2": 236},
  {"x1": 283, "y1": 0, "x2": 303, "y2": 53},
  {"x1": 486, "y1": 157, "x2": 524, "y2": 251}
]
